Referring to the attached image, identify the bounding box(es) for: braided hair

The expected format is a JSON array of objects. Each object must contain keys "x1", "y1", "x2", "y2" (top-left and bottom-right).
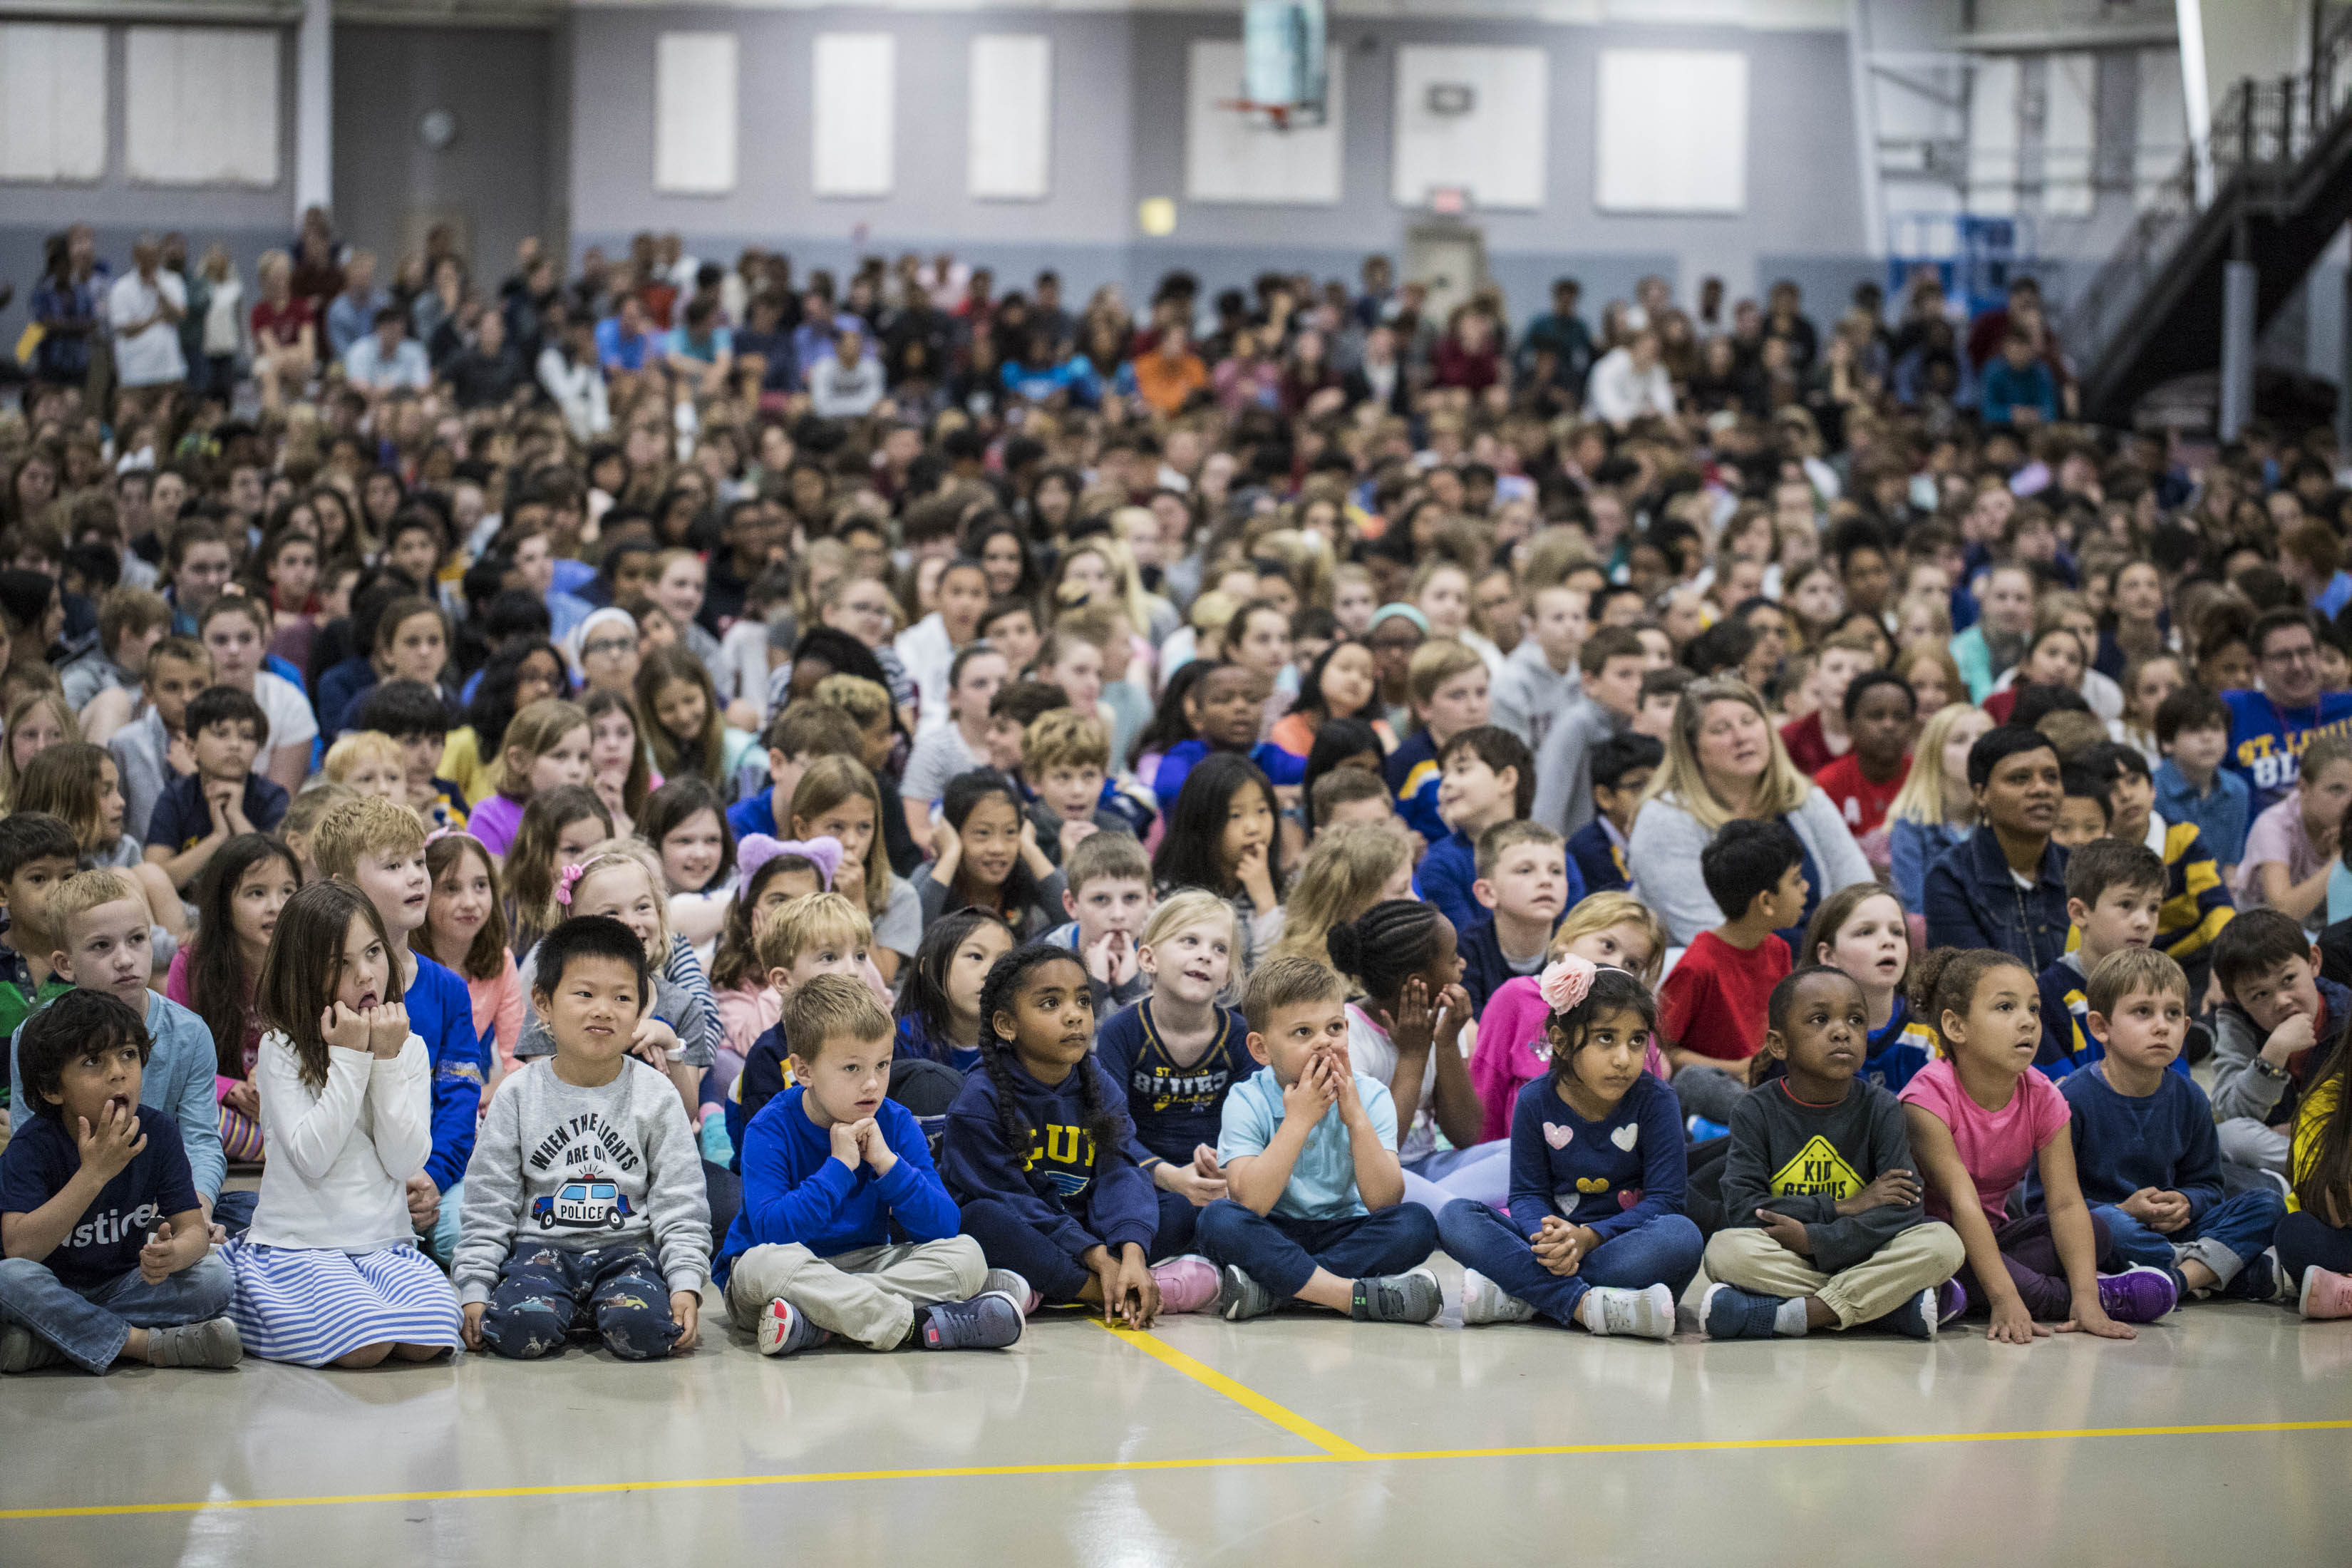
[
  {"x1": 974, "y1": 942, "x2": 1124, "y2": 1173},
  {"x1": 1325, "y1": 899, "x2": 1447, "y2": 1007}
]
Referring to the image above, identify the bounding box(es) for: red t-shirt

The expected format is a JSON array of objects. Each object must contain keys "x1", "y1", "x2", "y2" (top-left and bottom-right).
[
  {"x1": 1814, "y1": 751, "x2": 1912, "y2": 837},
  {"x1": 1658, "y1": 930, "x2": 1791, "y2": 1062},
  {"x1": 249, "y1": 295, "x2": 314, "y2": 351},
  {"x1": 1778, "y1": 711, "x2": 1847, "y2": 775}
]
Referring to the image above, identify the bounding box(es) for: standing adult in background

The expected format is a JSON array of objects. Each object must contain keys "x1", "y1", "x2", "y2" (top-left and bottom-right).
[
  {"x1": 30, "y1": 225, "x2": 109, "y2": 391},
  {"x1": 1520, "y1": 277, "x2": 1595, "y2": 404},
  {"x1": 107, "y1": 235, "x2": 187, "y2": 426}
]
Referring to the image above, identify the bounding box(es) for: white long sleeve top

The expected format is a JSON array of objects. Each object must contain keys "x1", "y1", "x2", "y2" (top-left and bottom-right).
[{"x1": 245, "y1": 1032, "x2": 433, "y2": 1253}]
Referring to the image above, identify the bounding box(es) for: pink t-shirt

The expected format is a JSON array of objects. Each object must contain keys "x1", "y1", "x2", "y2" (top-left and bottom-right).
[{"x1": 1899, "y1": 1056, "x2": 2070, "y2": 1227}]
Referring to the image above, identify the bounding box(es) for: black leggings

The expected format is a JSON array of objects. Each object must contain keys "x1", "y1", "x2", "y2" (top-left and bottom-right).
[{"x1": 2275, "y1": 1211, "x2": 2352, "y2": 1287}]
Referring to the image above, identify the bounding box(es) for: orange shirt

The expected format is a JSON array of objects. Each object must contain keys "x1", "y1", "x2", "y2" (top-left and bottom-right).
[{"x1": 1135, "y1": 351, "x2": 1209, "y2": 413}]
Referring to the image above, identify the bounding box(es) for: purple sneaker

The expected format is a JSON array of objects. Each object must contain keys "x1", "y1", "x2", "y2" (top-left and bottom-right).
[
  {"x1": 1936, "y1": 1279, "x2": 1968, "y2": 1327},
  {"x1": 2095, "y1": 1264, "x2": 2179, "y2": 1324}
]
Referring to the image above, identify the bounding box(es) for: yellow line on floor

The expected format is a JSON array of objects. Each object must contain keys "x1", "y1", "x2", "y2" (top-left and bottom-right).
[
  {"x1": 1091, "y1": 1320, "x2": 1371, "y2": 1458},
  {"x1": 5, "y1": 1418, "x2": 2348, "y2": 1521}
]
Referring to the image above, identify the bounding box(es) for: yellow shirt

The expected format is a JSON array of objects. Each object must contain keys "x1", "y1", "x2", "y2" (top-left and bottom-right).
[
  {"x1": 2290, "y1": 1073, "x2": 2342, "y2": 1216},
  {"x1": 440, "y1": 726, "x2": 495, "y2": 805}
]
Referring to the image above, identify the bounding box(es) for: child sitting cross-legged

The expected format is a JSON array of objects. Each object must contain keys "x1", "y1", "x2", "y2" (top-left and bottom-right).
[
  {"x1": 1697, "y1": 966, "x2": 1966, "y2": 1341},
  {"x1": 1658, "y1": 819, "x2": 1807, "y2": 1128},
  {"x1": 2062, "y1": 948, "x2": 2287, "y2": 1306},
  {"x1": 1437, "y1": 957, "x2": 1700, "y2": 1339},
  {"x1": 944, "y1": 943, "x2": 1220, "y2": 1324},
  {"x1": 718, "y1": 974, "x2": 1025, "y2": 1356},
  {"x1": 455, "y1": 916, "x2": 711, "y2": 1361},
  {"x1": 2036, "y1": 839, "x2": 2174, "y2": 1080},
  {"x1": 1193, "y1": 956, "x2": 1442, "y2": 1324},
  {"x1": 0, "y1": 991, "x2": 242, "y2": 1373}
]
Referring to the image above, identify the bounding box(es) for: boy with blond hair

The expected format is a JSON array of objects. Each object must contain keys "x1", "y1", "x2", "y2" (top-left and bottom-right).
[
  {"x1": 1387, "y1": 641, "x2": 1490, "y2": 843},
  {"x1": 719, "y1": 974, "x2": 1024, "y2": 1356},
  {"x1": 1022, "y1": 708, "x2": 1134, "y2": 866},
  {"x1": 726, "y1": 892, "x2": 884, "y2": 1148},
  {"x1": 321, "y1": 731, "x2": 408, "y2": 803}
]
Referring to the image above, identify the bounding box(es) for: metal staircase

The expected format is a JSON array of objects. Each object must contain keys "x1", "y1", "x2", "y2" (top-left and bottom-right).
[{"x1": 2065, "y1": 22, "x2": 2352, "y2": 424}]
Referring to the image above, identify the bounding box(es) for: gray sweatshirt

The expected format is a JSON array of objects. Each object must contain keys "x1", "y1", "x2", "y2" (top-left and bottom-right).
[
  {"x1": 453, "y1": 1055, "x2": 712, "y2": 1305},
  {"x1": 1530, "y1": 693, "x2": 1624, "y2": 837},
  {"x1": 1626, "y1": 786, "x2": 1876, "y2": 948}
]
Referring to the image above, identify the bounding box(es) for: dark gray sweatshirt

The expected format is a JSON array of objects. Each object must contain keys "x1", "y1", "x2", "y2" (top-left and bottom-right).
[{"x1": 1717, "y1": 1076, "x2": 1929, "y2": 1274}]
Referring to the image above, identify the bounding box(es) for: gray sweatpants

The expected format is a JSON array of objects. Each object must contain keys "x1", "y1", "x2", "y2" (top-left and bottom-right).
[{"x1": 723, "y1": 1237, "x2": 986, "y2": 1351}]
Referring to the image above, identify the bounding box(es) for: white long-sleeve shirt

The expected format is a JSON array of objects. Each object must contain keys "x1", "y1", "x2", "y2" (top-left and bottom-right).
[
  {"x1": 1584, "y1": 347, "x2": 1676, "y2": 423},
  {"x1": 245, "y1": 1032, "x2": 433, "y2": 1253},
  {"x1": 538, "y1": 346, "x2": 611, "y2": 442}
]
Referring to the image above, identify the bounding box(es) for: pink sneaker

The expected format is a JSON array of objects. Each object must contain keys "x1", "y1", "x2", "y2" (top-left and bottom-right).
[
  {"x1": 1151, "y1": 1255, "x2": 1221, "y2": 1315},
  {"x1": 2299, "y1": 1265, "x2": 2352, "y2": 1321}
]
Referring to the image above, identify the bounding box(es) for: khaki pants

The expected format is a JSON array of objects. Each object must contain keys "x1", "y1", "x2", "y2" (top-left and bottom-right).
[
  {"x1": 723, "y1": 1237, "x2": 986, "y2": 1351},
  {"x1": 1698, "y1": 1222, "x2": 1965, "y2": 1329}
]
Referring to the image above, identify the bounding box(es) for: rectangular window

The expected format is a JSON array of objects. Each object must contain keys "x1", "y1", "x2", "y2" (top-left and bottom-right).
[
  {"x1": 0, "y1": 24, "x2": 106, "y2": 182},
  {"x1": 126, "y1": 26, "x2": 279, "y2": 187},
  {"x1": 655, "y1": 32, "x2": 738, "y2": 195}
]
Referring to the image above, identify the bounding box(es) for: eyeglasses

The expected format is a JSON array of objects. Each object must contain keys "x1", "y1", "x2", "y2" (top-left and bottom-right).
[{"x1": 582, "y1": 638, "x2": 634, "y2": 659}]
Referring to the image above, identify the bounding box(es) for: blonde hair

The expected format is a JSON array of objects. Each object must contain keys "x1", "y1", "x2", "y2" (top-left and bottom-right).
[
  {"x1": 312, "y1": 794, "x2": 426, "y2": 880},
  {"x1": 1023, "y1": 708, "x2": 1111, "y2": 775},
  {"x1": 1140, "y1": 887, "x2": 1238, "y2": 956},
  {"x1": 48, "y1": 868, "x2": 143, "y2": 943},
  {"x1": 322, "y1": 731, "x2": 404, "y2": 787},
  {"x1": 781, "y1": 971, "x2": 893, "y2": 1061},
  {"x1": 755, "y1": 889, "x2": 875, "y2": 975},
  {"x1": 1269, "y1": 824, "x2": 1412, "y2": 968},
  {"x1": 1547, "y1": 891, "x2": 1667, "y2": 988},
  {"x1": 1639, "y1": 676, "x2": 1813, "y2": 833},
  {"x1": 813, "y1": 672, "x2": 891, "y2": 731},
  {"x1": 0, "y1": 688, "x2": 76, "y2": 812},
  {"x1": 1889, "y1": 703, "x2": 1991, "y2": 827},
  {"x1": 566, "y1": 838, "x2": 674, "y2": 964}
]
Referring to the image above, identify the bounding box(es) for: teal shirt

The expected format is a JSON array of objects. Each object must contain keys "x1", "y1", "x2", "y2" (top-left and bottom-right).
[{"x1": 1215, "y1": 1064, "x2": 1397, "y2": 1222}]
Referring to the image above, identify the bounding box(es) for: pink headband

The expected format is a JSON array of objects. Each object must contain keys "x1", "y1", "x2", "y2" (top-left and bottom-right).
[
  {"x1": 554, "y1": 862, "x2": 589, "y2": 907},
  {"x1": 1539, "y1": 954, "x2": 1598, "y2": 1016},
  {"x1": 737, "y1": 834, "x2": 843, "y2": 893}
]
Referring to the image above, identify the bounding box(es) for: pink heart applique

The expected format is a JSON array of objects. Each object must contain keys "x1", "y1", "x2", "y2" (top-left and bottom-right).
[
  {"x1": 1617, "y1": 1188, "x2": 1643, "y2": 1211},
  {"x1": 1542, "y1": 1122, "x2": 1573, "y2": 1150}
]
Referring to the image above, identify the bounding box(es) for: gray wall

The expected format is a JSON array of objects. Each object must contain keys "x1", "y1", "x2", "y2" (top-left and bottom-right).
[
  {"x1": 569, "y1": 8, "x2": 1881, "y2": 324},
  {"x1": 333, "y1": 24, "x2": 557, "y2": 291}
]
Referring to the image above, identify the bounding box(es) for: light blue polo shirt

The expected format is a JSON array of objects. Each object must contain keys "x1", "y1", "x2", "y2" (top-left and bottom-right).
[{"x1": 1216, "y1": 1064, "x2": 1397, "y2": 1222}]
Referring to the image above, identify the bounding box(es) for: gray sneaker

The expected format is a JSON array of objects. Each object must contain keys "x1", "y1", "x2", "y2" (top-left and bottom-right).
[
  {"x1": 1459, "y1": 1268, "x2": 1539, "y2": 1326},
  {"x1": 1580, "y1": 1284, "x2": 1676, "y2": 1341},
  {"x1": 1216, "y1": 1264, "x2": 1277, "y2": 1321},
  {"x1": 983, "y1": 1268, "x2": 1038, "y2": 1316},
  {"x1": 145, "y1": 1316, "x2": 244, "y2": 1369},
  {"x1": 1351, "y1": 1267, "x2": 1443, "y2": 1324},
  {"x1": 0, "y1": 1325, "x2": 66, "y2": 1373}
]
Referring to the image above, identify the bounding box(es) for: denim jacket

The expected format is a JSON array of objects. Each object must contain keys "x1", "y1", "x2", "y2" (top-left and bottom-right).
[{"x1": 1922, "y1": 826, "x2": 2072, "y2": 972}]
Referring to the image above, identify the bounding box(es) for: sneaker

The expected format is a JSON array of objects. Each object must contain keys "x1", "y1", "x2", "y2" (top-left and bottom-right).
[
  {"x1": 1579, "y1": 1283, "x2": 1675, "y2": 1341},
  {"x1": 919, "y1": 1292, "x2": 1026, "y2": 1351},
  {"x1": 145, "y1": 1316, "x2": 243, "y2": 1369},
  {"x1": 983, "y1": 1269, "x2": 1039, "y2": 1316},
  {"x1": 2095, "y1": 1264, "x2": 2180, "y2": 1324},
  {"x1": 756, "y1": 1299, "x2": 828, "y2": 1357},
  {"x1": 0, "y1": 1325, "x2": 65, "y2": 1373},
  {"x1": 1216, "y1": 1264, "x2": 1277, "y2": 1322},
  {"x1": 2299, "y1": 1264, "x2": 2352, "y2": 1321},
  {"x1": 2227, "y1": 1249, "x2": 2286, "y2": 1304},
  {"x1": 1351, "y1": 1267, "x2": 1443, "y2": 1324},
  {"x1": 1701, "y1": 1282, "x2": 1785, "y2": 1341},
  {"x1": 1936, "y1": 1278, "x2": 1969, "y2": 1327},
  {"x1": 1150, "y1": 1255, "x2": 1219, "y2": 1316},
  {"x1": 1460, "y1": 1268, "x2": 1538, "y2": 1326},
  {"x1": 1883, "y1": 1286, "x2": 1939, "y2": 1341}
]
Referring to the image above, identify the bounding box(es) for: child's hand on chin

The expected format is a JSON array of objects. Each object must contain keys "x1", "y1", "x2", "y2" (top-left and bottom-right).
[{"x1": 322, "y1": 1002, "x2": 371, "y2": 1054}]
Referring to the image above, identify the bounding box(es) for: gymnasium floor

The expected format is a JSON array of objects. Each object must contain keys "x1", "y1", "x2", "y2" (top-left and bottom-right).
[{"x1": 4, "y1": 1255, "x2": 2348, "y2": 1566}]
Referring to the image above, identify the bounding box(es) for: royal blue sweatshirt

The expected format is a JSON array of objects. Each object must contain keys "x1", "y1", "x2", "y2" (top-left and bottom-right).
[
  {"x1": 941, "y1": 1054, "x2": 1157, "y2": 1259},
  {"x1": 1504, "y1": 1071, "x2": 1688, "y2": 1241},
  {"x1": 716, "y1": 1088, "x2": 961, "y2": 1285},
  {"x1": 409, "y1": 951, "x2": 489, "y2": 1193},
  {"x1": 1862, "y1": 996, "x2": 1934, "y2": 1095},
  {"x1": 1094, "y1": 999, "x2": 1253, "y2": 1167},
  {"x1": 2051, "y1": 1063, "x2": 2224, "y2": 1220}
]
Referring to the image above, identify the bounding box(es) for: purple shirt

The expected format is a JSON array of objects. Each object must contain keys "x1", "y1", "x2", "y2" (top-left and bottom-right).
[{"x1": 469, "y1": 793, "x2": 525, "y2": 858}]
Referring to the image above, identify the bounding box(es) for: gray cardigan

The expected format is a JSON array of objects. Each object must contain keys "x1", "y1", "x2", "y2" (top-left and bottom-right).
[{"x1": 1627, "y1": 785, "x2": 1874, "y2": 947}]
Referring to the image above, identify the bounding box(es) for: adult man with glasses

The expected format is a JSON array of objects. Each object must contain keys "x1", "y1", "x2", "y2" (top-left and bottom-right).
[{"x1": 2224, "y1": 609, "x2": 2352, "y2": 810}]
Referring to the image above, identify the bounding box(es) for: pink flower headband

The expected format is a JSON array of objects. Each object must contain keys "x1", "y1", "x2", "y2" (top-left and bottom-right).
[
  {"x1": 554, "y1": 862, "x2": 589, "y2": 907},
  {"x1": 736, "y1": 834, "x2": 843, "y2": 894},
  {"x1": 1538, "y1": 954, "x2": 1598, "y2": 1016}
]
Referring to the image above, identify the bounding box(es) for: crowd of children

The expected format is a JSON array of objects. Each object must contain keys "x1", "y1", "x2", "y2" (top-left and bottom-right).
[{"x1": 12, "y1": 238, "x2": 2352, "y2": 1387}]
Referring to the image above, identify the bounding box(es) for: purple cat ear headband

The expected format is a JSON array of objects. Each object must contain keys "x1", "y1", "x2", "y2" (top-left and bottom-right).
[{"x1": 735, "y1": 834, "x2": 844, "y2": 895}]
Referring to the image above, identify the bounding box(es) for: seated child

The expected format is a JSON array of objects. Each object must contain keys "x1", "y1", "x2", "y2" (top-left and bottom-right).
[
  {"x1": 2051, "y1": 763, "x2": 2113, "y2": 851},
  {"x1": 1311, "y1": 766, "x2": 1412, "y2": 844},
  {"x1": 356, "y1": 680, "x2": 471, "y2": 830},
  {"x1": 717, "y1": 974, "x2": 1023, "y2": 1355},
  {"x1": 893, "y1": 909, "x2": 1017, "y2": 1076},
  {"x1": 2036, "y1": 839, "x2": 2176, "y2": 1080},
  {"x1": 142, "y1": 686, "x2": 289, "y2": 894},
  {"x1": 1810, "y1": 672, "x2": 1915, "y2": 839},
  {"x1": 1567, "y1": 733, "x2": 1661, "y2": 897},
  {"x1": 1419, "y1": 725, "x2": 1542, "y2": 938},
  {"x1": 1471, "y1": 893, "x2": 1668, "y2": 1144},
  {"x1": 2063, "y1": 949, "x2": 2286, "y2": 1304},
  {"x1": 217, "y1": 881, "x2": 465, "y2": 1367},
  {"x1": 1659, "y1": 819, "x2": 1806, "y2": 1126},
  {"x1": 2209, "y1": 909, "x2": 2349, "y2": 1182},
  {"x1": 2235, "y1": 731, "x2": 2352, "y2": 933},
  {"x1": 105, "y1": 633, "x2": 212, "y2": 845},
  {"x1": 1900, "y1": 947, "x2": 2177, "y2": 1342},
  {"x1": 708, "y1": 834, "x2": 840, "y2": 1068},
  {"x1": 1802, "y1": 884, "x2": 1932, "y2": 1094},
  {"x1": 2279, "y1": 1005, "x2": 2352, "y2": 1316},
  {"x1": 455, "y1": 916, "x2": 711, "y2": 1361},
  {"x1": 1022, "y1": 709, "x2": 1136, "y2": 869},
  {"x1": 321, "y1": 731, "x2": 407, "y2": 804},
  {"x1": 1698, "y1": 966, "x2": 1966, "y2": 1339},
  {"x1": 166, "y1": 837, "x2": 301, "y2": 1167},
  {"x1": 922, "y1": 770, "x2": 1071, "y2": 939},
  {"x1": 726, "y1": 700, "x2": 865, "y2": 840},
  {"x1": 2084, "y1": 740, "x2": 2234, "y2": 990},
  {"x1": 1458, "y1": 821, "x2": 1573, "y2": 1013},
  {"x1": 0, "y1": 814, "x2": 82, "y2": 1047},
  {"x1": 0, "y1": 991, "x2": 241, "y2": 1373},
  {"x1": 1384, "y1": 641, "x2": 1490, "y2": 845},
  {"x1": 1043, "y1": 830, "x2": 1155, "y2": 1016},
  {"x1": 419, "y1": 832, "x2": 525, "y2": 1093},
  {"x1": 1097, "y1": 892, "x2": 1252, "y2": 1257},
  {"x1": 943, "y1": 942, "x2": 1218, "y2": 1324},
  {"x1": 1437, "y1": 958, "x2": 1698, "y2": 1339},
  {"x1": 1193, "y1": 955, "x2": 1442, "y2": 1323},
  {"x1": 1151, "y1": 664, "x2": 1289, "y2": 810},
  {"x1": 275, "y1": 783, "x2": 354, "y2": 887}
]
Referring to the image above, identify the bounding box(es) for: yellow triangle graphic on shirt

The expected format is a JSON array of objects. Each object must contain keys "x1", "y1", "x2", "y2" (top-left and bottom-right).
[{"x1": 1769, "y1": 1135, "x2": 1862, "y2": 1200}]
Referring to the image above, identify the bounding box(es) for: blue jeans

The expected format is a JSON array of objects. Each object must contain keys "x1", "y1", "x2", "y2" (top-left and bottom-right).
[
  {"x1": 1148, "y1": 1186, "x2": 1202, "y2": 1259},
  {"x1": 2093, "y1": 1187, "x2": 2286, "y2": 1292},
  {"x1": 1436, "y1": 1200, "x2": 1704, "y2": 1326},
  {"x1": 1193, "y1": 1200, "x2": 1438, "y2": 1301},
  {"x1": 0, "y1": 1254, "x2": 234, "y2": 1374}
]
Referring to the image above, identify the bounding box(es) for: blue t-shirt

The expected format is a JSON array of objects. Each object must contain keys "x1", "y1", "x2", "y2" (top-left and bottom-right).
[
  {"x1": 1094, "y1": 999, "x2": 1252, "y2": 1167},
  {"x1": 1215, "y1": 1063, "x2": 1397, "y2": 1222},
  {"x1": 1384, "y1": 729, "x2": 1446, "y2": 844},
  {"x1": 143, "y1": 771, "x2": 289, "y2": 852},
  {"x1": 2221, "y1": 689, "x2": 2352, "y2": 811},
  {"x1": 0, "y1": 1106, "x2": 198, "y2": 1289},
  {"x1": 718, "y1": 1088, "x2": 960, "y2": 1284}
]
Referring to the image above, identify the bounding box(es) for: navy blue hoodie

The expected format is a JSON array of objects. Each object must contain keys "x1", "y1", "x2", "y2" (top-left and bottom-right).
[{"x1": 941, "y1": 1053, "x2": 1157, "y2": 1260}]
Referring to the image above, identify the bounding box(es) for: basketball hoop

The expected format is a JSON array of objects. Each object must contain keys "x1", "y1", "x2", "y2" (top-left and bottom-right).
[{"x1": 1217, "y1": 98, "x2": 1296, "y2": 131}]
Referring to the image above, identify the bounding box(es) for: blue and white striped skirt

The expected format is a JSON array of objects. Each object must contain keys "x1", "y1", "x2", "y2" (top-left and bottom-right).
[{"x1": 222, "y1": 1240, "x2": 464, "y2": 1368}]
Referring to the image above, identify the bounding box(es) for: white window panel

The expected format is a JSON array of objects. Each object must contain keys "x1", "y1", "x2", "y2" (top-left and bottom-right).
[
  {"x1": 1968, "y1": 56, "x2": 2019, "y2": 217},
  {"x1": 1393, "y1": 44, "x2": 1549, "y2": 211},
  {"x1": 0, "y1": 24, "x2": 106, "y2": 182},
  {"x1": 2043, "y1": 51, "x2": 2096, "y2": 218},
  {"x1": 1594, "y1": 48, "x2": 1746, "y2": 215},
  {"x1": 655, "y1": 32, "x2": 738, "y2": 195},
  {"x1": 2135, "y1": 46, "x2": 2187, "y2": 210},
  {"x1": 1185, "y1": 39, "x2": 1343, "y2": 205},
  {"x1": 126, "y1": 27, "x2": 279, "y2": 187},
  {"x1": 969, "y1": 34, "x2": 1051, "y2": 201},
  {"x1": 813, "y1": 33, "x2": 894, "y2": 198}
]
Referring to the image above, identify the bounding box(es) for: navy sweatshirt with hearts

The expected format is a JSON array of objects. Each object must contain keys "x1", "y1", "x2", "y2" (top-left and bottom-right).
[{"x1": 1504, "y1": 1072, "x2": 1691, "y2": 1240}]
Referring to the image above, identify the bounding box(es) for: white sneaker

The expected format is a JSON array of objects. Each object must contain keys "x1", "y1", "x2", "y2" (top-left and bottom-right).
[
  {"x1": 1579, "y1": 1283, "x2": 1676, "y2": 1341},
  {"x1": 1460, "y1": 1268, "x2": 1539, "y2": 1326}
]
